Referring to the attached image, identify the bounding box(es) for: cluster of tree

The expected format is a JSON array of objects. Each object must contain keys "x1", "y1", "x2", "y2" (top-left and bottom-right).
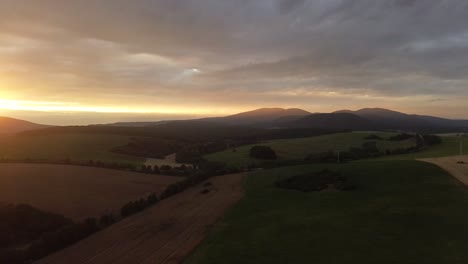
[
  {"x1": 1, "y1": 195, "x2": 159, "y2": 264},
  {"x1": 0, "y1": 204, "x2": 101, "y2": 264},
  {"x1": 306, "y1": 134, "x2": 443, "y2": 163},
  {"x1": 120, "y1": 193, "x2": 159, "y2": 217},
  {"x1": 0, "y1": 158, "x2": 195, "y2": 177},
  {"x1": 388, "y1": 133, "x2": 415, "y2": 141},
  {"x1": 421, "y1": 134, "x2": 442, "y2": 145},
  {"x1": 175, "y1": 149, "x2": 204, "y2": 164},
  {"x1": 249, "y1": 146, "x2": 278, "y2": 160},
  {"x1": 0, "y1": 204, "x2": 72, "y2": 250},
  {"x1": 111, "y1": 137, "x2": 181, "y2": 159},
  {"x1": 364, "y1": 134, "x2": 384, "y2": 140},
  {"x1": 304, "y1": 142, "x2": 380, "y2": 163},
  {"x1": 276, "y1": 169, "x2": 355, "y2": 192}
]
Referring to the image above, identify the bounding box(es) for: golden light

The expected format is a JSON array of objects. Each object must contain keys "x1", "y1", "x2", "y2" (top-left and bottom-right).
[{"x1": 0, "y1": 99, "x2": 217, "y2": 116}]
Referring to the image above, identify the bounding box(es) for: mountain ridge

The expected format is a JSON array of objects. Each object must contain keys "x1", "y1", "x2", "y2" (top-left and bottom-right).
[{"x1": 0, "y1": 116, "x2": 50, "y2": 133}]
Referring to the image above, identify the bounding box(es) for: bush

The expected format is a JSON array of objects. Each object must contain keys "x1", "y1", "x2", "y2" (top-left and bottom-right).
[
  {"x1": 422, "y1": 134, "x2": 442, "y2": 146},
  {"x1": 276, "y1": 169, "x2": 355, "y2": 192},
  {"x1": 364, "y1": 134, "x2": 383, "y2": 140},
  {"x1": 388, "y1": 133, "x2": 414, "y2": 141},
  {"x1": 249, "y1": 146, "x2": 277, "y2": 160}
]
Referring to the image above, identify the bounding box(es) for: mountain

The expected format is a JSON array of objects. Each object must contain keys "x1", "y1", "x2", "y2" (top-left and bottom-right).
[
  {"x1": 0, "y1": 117, "x2": 50, "y2": 133},
  {"x1": 198, "y1": 108, "x2": 311, "y2": 126},
  {"x1": 335, "y1": 108, "x2": 468, "y2": 132},
  {"x1": 98, "y1": 107, "x2": 468, "y2": 132},
  {"x1": 281, "y1": 113, "x2": 377, "y2": 130}
]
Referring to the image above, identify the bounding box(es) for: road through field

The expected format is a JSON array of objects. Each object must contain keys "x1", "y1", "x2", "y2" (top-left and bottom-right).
[
  {"x1": 36, "y1": 173, "x2": 245, "y2": 264},
  {"x1": 420, "y1": 156, "x2": 468, "y2": 186}
]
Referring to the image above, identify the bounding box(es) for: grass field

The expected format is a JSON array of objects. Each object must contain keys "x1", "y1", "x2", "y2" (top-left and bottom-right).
[
  {"x1": 186, "y1": 160, "x2": 468, "y2": 264},
  {"x1": 205, "y1": 132, "x2": 416, "y2": 168},
  {"x1": 0, "y1": 134, "x2": 144, "y2": 164},
  {"x1": 0, "y1": 163, "x2": 180, "y2": 220}
]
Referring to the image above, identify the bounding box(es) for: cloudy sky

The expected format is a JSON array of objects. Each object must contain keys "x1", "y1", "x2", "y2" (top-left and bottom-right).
[{"x1": 0, "y1": 0, "x2": 467, "y2": 124}]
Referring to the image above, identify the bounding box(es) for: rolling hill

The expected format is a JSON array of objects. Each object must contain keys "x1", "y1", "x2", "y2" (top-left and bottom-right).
[
  {"x1": 198, "y1": 108, "x2": 311, "y2": 126},
  {"x1": 279, "y1": 113, "x2": 376, "y2": 130},
  {"x1": 99, "y1": 107, "x2": 468, "y2": 132},
  {"x1": 0, "y1": 116, "x2": 50, "y2": 133},
  {"x1": 335, "y1": 108, "x2": 468, "y2": 131}
]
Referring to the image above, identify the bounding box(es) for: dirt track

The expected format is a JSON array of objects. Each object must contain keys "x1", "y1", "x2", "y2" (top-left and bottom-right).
[
  {"x1": 0, "y1": 163, "x2": 180, "y2": 220},
  {"x1": 420, "y1": 156, "x2": 468, "y2": 186},
  {"x1": 36, "y1": 173, "x2": 245, "y2": 264}
]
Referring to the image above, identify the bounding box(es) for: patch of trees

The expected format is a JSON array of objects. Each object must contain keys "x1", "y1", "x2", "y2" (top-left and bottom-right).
[
  {"x1": 276, "y1": 169, "x2": 355, "y2": 192},
  {"x1": 120, "y1": 193, "x2": 159, "y2": 217},
  {"x1": 305, "y1": 142, "x2": 381, "y2": 163},
  {"x1": 175, "y1": 149, "x2": 203, "y2": 164},
  {"x1": 111, "y1": 138, "x2": 181, "y2": 159},
  {"x1": 421, "y1": 134, "x2": 442, "y2": 146},
  {"x1": 388, "y1": 133, "x2": 414, "y2": 141},
  {"x1": 305, "y1": 134, "x2": 443, "y2": 163},
  {"x1": 0, "y1": 204, "x2": 72, "y2": 249},
  {"x1": 249, "y1": 146, "x2": 278, "y2": 160},
  {"x1": 364, "y1": 134, "x2": 383, "y2": 140},
  {"x1": 0, "y1": 205, "x2": 101, "y2": 264}
]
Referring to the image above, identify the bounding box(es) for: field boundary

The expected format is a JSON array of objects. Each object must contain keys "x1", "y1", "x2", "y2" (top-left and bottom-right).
[{"x1": 419, "y1": 156, "x2": 468, "y2": 187}]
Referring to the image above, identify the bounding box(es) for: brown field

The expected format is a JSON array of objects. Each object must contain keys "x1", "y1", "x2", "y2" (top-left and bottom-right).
[
  {"x1": 0, "y1": 163, "x2": 180, "y2": 220},
  {"x1": 420, "y1": 156, "x2": 468, "y2": 186},
  {"x1": 145, "y1": 153, "x2": 188, "y2": 167},
  {"x1": 36, "y1": 173, "x2": 245, "y2": 264}
]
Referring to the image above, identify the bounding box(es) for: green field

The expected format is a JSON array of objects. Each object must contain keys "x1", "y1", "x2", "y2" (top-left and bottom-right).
[
  {"x1": 205, "y1": 132, "x2": 416, "y2": 168},
  {"x1": 186, "y1": 160, "x2": 468, "y2": 264},
  {"x1": 0, "y1": 134, "x2": 143, "y2": 164}
]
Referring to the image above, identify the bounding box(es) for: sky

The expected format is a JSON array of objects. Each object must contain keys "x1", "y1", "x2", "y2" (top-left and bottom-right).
[{"x1": 0, "y1": 0, "x2": 467, "y2": 125}]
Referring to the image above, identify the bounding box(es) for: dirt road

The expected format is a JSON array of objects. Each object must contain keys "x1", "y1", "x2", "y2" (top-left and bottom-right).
[
  {"x1": 420, "y1": 156, "x2": 468, "y2": 186},
  {"x1": 36, "y1": 173, "x2": 245, "y2": 264}
]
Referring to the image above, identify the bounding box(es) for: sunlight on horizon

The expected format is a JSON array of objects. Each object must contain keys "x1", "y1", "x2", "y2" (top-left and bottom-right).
[{"x1": 0, "y1": 99, "x2": 218, "y2": 115}]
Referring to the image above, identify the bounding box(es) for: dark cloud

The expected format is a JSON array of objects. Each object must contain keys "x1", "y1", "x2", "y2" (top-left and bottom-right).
[{"x1": 0, "y1": 0, "x2": 467, "y2": 121}]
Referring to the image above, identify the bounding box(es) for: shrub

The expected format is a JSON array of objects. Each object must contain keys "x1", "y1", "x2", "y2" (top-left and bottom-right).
[
  {"x1": 388, "y1": 133, "x2": 414, "y2": 141},
  {"x1": 364, "y1": 134, "x2": 383, "y2": 140},
  {"x1": 249, "y1": 146, "x2": 277, "y2": 160},
  {"x1": 276, "y1": 169, "x2": 355, "y2": 192}
]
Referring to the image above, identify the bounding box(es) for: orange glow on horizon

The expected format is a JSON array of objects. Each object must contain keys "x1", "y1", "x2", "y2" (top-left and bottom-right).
[{"x1": 0, "y1": 99, "x2": 219, "y2": 115}]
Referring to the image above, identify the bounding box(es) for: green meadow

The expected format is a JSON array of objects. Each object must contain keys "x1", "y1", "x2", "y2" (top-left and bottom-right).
[{"x1": 186, "y1": 160, "x2": 468, "y2": 264}]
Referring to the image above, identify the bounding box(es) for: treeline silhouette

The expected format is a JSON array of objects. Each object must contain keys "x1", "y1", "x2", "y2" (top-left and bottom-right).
[
  {"x1": 0, "y1": 158, "x2": 194, "y2": 176},
  {"x1": 306, "y1": 134, "x2": 442, "y2": 163}
]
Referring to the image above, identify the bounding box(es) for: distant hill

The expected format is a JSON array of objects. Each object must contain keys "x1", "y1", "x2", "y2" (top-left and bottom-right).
[
  {"x1": 0, "y1": 117, "x2": 50, "y2": 133},
  {"x1": 97, "y1": 107, "x2": 468, "y2": 133},
  {"x1": 280, "y1": 113, "x2": 377, "y2": 130},
  {"x1": 335, "y1": 108, "x2": 468, "y2": 132},
  {"x1": 197, "y1": 108, "x2": 311, "y2": 126}
]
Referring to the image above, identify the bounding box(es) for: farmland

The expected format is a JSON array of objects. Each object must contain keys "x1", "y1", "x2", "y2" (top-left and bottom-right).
[
  {"x1": 205, "y1": 132, "x2": 416, "y2": 168},
  {"x1": 186, "y1": 160, "x2": 468, "y2": 264},
  {"x1": 0, "y1": 133, "x2": 144, "y2": 164},
  {"x1": 0, "y1": 163, "x2": 180, "y2": 220},
  {"x1": 36, "y1": 173, "x2": 245, "y2": 264}
]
